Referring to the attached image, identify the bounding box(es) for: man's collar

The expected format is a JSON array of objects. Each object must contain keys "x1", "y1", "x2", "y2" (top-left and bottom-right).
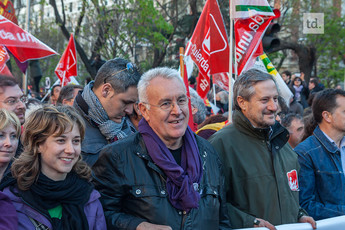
[{"x1": 319, "y1": 128, "x2": 345, "y2": 150}]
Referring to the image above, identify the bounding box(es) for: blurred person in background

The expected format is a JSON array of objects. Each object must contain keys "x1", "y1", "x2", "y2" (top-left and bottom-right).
[
  {"x1": 57, "y1": 84, "x2": 83, "y2": 106},
  {"x1": 290, "y1": 76, "x2": 309, "y2": 109},
  {"x1": 189, "y1": 87, "x2": 207, "y2": 130},
  {"x1": 0, "y1": 109, "x2": 20, "y2": 182},
  {"x1": 196, "y1": 114, "x2": 228, "y2": 140},
  {"x1": 50, "y1": 84, "x2": 61, "y2": 106},
  {"x1": 281, "y1": 114, "x2": 305, "y2": 148}
]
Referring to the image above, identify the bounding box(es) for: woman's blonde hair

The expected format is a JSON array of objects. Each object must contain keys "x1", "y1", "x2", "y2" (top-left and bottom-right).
[
  {"x1": 11, "y1": 105, "x2": 91, "y2": 190},
  {"x1": 0, "y1": 109, "x2": 21, "y2": 137}
]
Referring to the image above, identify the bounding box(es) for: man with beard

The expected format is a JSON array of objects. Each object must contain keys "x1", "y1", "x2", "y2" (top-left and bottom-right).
[
  {"x1": 295, "y1": 89, "x2": 345, "y2": 220},
  {"x1": 209, "y1": 69, "x2": 316, "y2": 230}
]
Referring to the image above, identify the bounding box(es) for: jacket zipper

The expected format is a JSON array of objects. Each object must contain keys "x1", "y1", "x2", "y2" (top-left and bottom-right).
[
  {"x1": 265, "y1": 136, "x2": 283, "y2": 223},
  {"x1": 180, "y1": 211, "x2": 187, "y2": 229},
  {"x1": 21, "y1": 198, "x2": 53, "y2": 226}
]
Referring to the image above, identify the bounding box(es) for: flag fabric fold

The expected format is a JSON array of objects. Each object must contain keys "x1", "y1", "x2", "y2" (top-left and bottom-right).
[
  {"x1": 0, "y1": 15, "x2": 57, "y2": 62},
  {"x1": 230, "y1": 0, "x2": 275, "y2": 19}
]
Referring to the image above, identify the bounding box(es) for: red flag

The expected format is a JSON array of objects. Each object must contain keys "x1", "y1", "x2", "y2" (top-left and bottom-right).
[
  {"x1": 0, "y1": 15, "x2": 57, "y2": 62},
  {"x1": 55, "y1": 34, "x2": 77, "y2": 86},
  {"x1": 0, "y1": 44, "x2": 12, "y2": 77},
  {"x1": 0, "y1": 45, "x2": 9, "y2": 66},
  {"x1": 186, "y1": 0, "x2": 229, "y2": 98},
  {"x1": 234, "y1": 9, "x2": 280, "y2": 75},
  {"x1": 213, "y1": 72, "x2": 229, "y2": 91},
  {"x1": 0, "y1": 63, "x2": 12, "y2": 77}
]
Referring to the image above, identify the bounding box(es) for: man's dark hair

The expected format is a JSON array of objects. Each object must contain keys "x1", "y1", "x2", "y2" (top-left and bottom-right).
[
  {"x1": 278, "y1": 96, "x2": 289, "y2": 117},
  {"x1": 282, "y1": 70, "x2": 291, "y2": 77},
  {"x1": 0, "y1": 75, "x2": 19, "y2": 92},
  {"x1": 312, "y1": 89, "x2": 345, "y2": 124},
  {"x1": 56, "y1": 84, "x2": 83, "y2": 105},
  {"x1": 233, "y1": 69, "x2": 276, "y2": 111},
  {"x1": 51, "y1": 84, "x2": 61, "y2": 96},
  {"x1": 281, "y1": 113, "x2": 303, "y2": 129},
  {"x1": 189, "y1": 76, "x2": 196, "y2": 85},
  {"x1": 309, "y1": 78, "x2": 318, "y2": 87},
  {"x1": 93, "y1": 58, "x2": 141, "y2": 93}
]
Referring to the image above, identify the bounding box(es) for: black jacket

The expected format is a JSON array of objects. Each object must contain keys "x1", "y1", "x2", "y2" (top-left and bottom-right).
[{"x1": 92, "y1": 132, "x2": 231, "y2": 230}]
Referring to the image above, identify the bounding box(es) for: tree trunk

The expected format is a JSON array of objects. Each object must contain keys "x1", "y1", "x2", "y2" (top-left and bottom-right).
[
  {"x1": 333, "y1": 0, "x2": 341, "y2": 18},
  {"x1": 270, "y1": 41, "x2": 316, "y2": 83},
  {"x1": 49, "y1": 0, "x2": 97, "y2": 78}
]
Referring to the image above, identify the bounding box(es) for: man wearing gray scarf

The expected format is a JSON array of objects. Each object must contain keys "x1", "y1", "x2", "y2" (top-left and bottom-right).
[{"x1": 74, "y1": 58, "x2": 141, "y2": 166}]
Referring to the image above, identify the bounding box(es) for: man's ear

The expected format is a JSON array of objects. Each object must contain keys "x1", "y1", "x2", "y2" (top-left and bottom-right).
[
  {"x1": 237, "y1": 96, "x2": 247, "y2": 111},
  {"x1": 101, "y1": 83, "x2": 113, "y2": 98},
  {"x1": 138, "y1": 102, "x2": 149, "y2": 122},
  {"x1": 191, "y1": 106, "x2": 198, "y2": 115},
  {"x1": 322, "y1": 111, "x2": 332, "y2": 123}
]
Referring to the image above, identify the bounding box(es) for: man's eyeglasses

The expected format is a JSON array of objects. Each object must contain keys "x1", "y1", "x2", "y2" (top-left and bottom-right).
[
  {"x1": 142, "y1": 97, "x2": 189, "y2": 111},
  {"x1": 104, "y1": 63, "x2": 135, "y2": 84},
  {"x1": 0, "y1": 95, "x2": 28, "y2": 106}
]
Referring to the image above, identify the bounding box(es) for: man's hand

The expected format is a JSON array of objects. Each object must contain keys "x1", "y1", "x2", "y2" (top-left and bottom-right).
[
  {"x1": 136, "y1": 222, "x2": 172, "y2": 230},
  {"x1": 298, "y1": 215, "x2": 317, "y2": 229},
  {"x1": 253, "y1": 218, "x2": 276, "y2": 230}
]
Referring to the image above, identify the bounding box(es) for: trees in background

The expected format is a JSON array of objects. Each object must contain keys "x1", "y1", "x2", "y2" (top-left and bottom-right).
[{"x1": 12, "y1": 0, "x2": 345, "y2": 88}]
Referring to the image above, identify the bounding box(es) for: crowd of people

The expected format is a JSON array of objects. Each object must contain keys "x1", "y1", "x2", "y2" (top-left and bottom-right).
[{"x1": 0, "y1": 57, "x2": 344, "y2": 230}]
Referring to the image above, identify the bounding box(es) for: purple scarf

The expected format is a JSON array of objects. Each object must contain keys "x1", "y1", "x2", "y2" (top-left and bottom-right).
[{"x1": 138, "y1": 118, "x2": 203, "y2": 212}]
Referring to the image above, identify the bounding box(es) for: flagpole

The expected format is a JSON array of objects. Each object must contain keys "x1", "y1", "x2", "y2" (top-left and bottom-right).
[
  {"x1": 213, "y1": 79, "x2": 216, "y2": 105},
  {"x1": 179, "y1": 47, "x2": 184, "y2": 78},
  {"x1": 228, "y1": 15, "x2": 234, "y2": 123},
  {"x1": 62, "y1": 71, "x2": 66, "y2": 86},
  {"x1": 23, "y1": 0, "x2": 31, "y2": 95}
]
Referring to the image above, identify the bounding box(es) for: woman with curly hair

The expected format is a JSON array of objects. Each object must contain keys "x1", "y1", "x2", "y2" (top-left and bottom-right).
[{"x1": 1, "y1": 106, "x2": 106, "y2": 230}]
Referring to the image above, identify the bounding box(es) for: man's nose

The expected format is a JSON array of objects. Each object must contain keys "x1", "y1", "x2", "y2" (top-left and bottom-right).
[
  {"x1": 124, "y1": 104, "x2": 134, "y2": 115},
  {"x1": 268, "y1": 99, "x2": 278, "y2": 111},
  {"x1": 170, "y1": 101, "x2": 182, "y2": 114}
]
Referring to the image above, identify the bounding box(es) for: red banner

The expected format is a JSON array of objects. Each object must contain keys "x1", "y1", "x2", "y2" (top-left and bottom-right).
[
  {"x1": 234, "y1": 10, "x2": 280, "y2": 75},
  {"x1": 0, "y1": 45, "x2": 9, "y2": 66},
  {"x1": 186, "y1": 0, "x2": 229, "y2": 98},
  {"x1": 0, "y1": 15, "x2": 57, "y2": 62},
  {"x1": 213, "y1": 72, "x2": 229, "y2": 92},
  {"x1": 55, "y1": 34, "x2": 77, "y2": 86},
  {"x1": 0, "y1": 0, "x2": 18, "y2": 24},
  {"x1": 0, "y1": 45, "x2": 12, "y2": 77}
]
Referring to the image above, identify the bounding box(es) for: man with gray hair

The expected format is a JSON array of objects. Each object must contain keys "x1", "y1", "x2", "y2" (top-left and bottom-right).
[
  {"x1": 209, "y1": 69, "x2": 316, "y2": 229},
  {"x1": 74, "y1": 58, "x2": 141, "y2": 166},
  {"x1": 92, "y1": 67, "x2": 231, "y2": 230},
  {"x1": 189, "y1": 87, "x2": 207, "y2": 127}
]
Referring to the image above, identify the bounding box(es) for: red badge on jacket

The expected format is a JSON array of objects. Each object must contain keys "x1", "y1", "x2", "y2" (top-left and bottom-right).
[{"x1": 287, "y1": 169, "x2": 299, "y2": 191}]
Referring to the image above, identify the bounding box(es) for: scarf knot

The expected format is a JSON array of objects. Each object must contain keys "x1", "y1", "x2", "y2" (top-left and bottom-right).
[{"x1": 81, "y1": 81, "x2": 135, "y2": 142}]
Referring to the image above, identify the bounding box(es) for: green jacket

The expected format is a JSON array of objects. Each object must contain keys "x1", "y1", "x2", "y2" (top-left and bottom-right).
[{"x1": 209, "y1": 111, "x2": 305, "y2": 228}]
